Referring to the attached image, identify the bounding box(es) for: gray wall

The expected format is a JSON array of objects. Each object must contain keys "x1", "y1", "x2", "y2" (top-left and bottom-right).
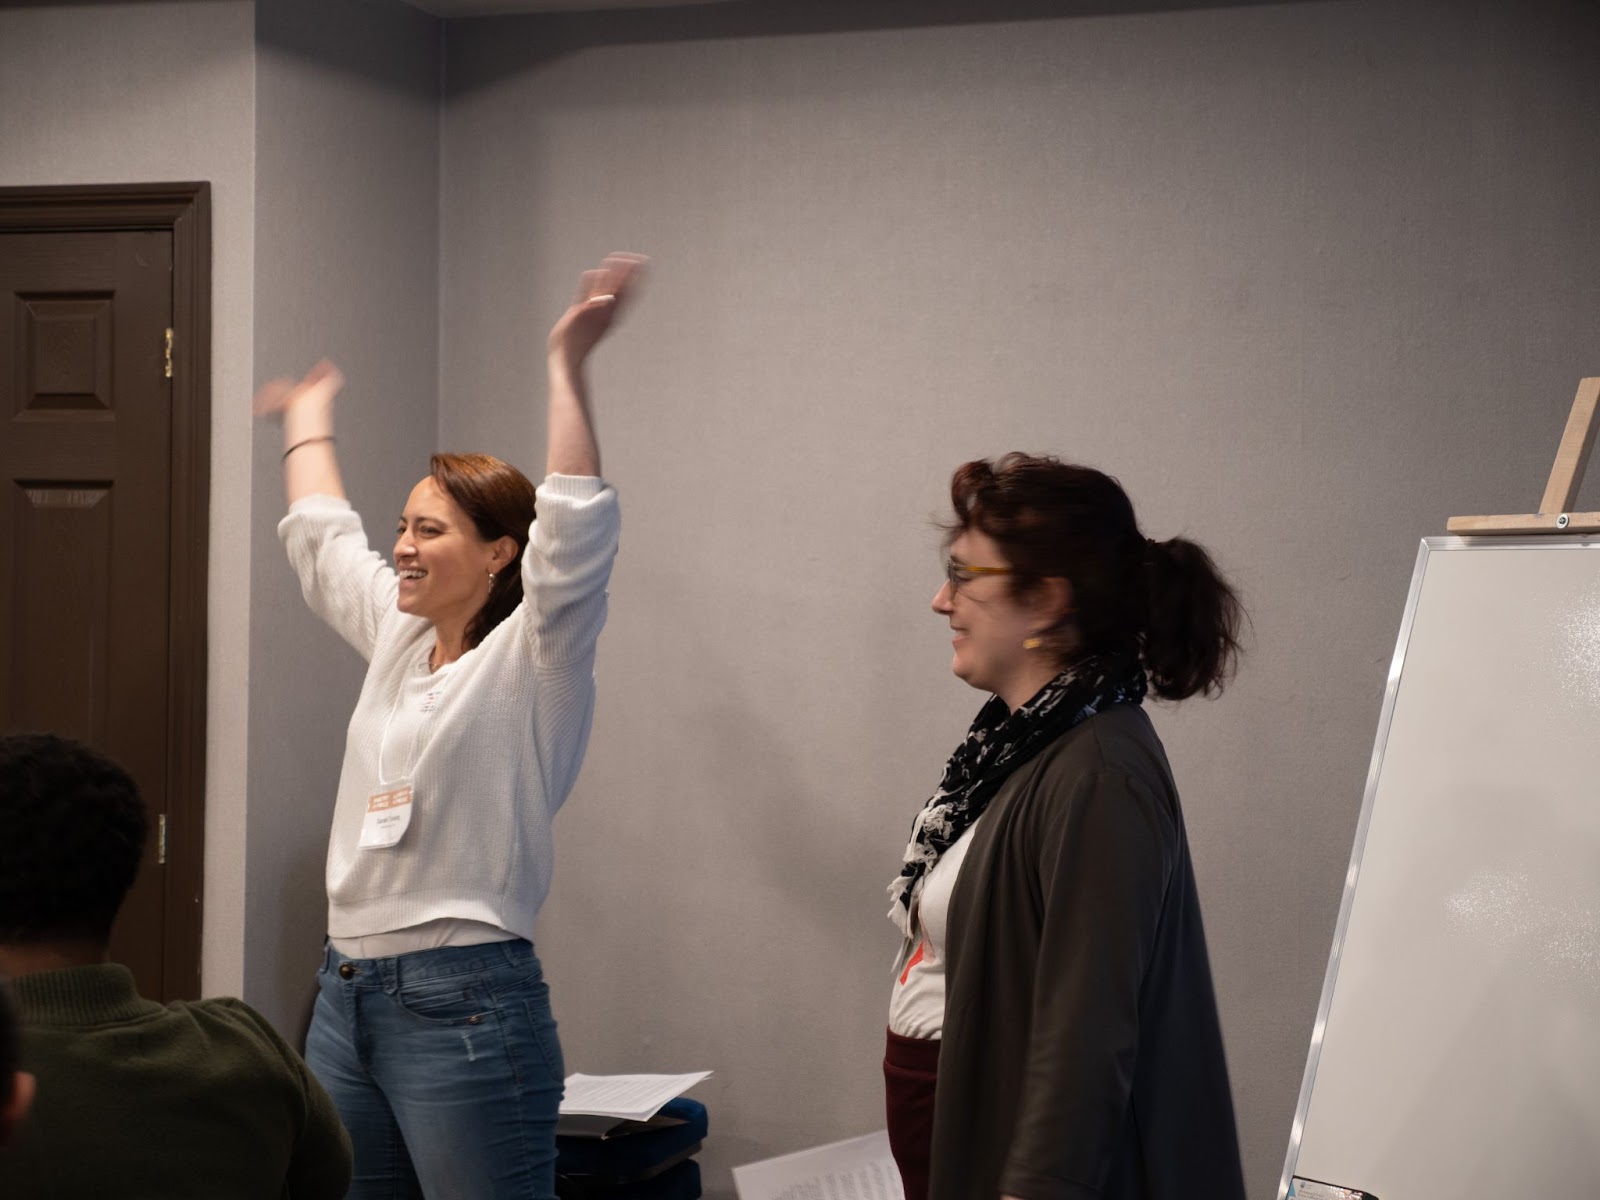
[
  {"x1": 249, "y1": 0, "x2": 441, "y2": 1033},
  {"x1": 0, "y1": 0, "x2": 440, "y2": 1028},
  {"x1": 0, "y1": 0, "x2": 258, "y2": 998},
  {"x1": 440, "y1": 2, "x2": 1600, "y2": 1196},
  {"x1": 7, "y1": 0, "x2": 1600, "y2": 1193}
]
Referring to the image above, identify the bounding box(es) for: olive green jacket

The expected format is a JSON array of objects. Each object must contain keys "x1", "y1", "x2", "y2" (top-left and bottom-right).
[{"x1": 0, "y1": 963, "x2": 350, "y2": 1199}]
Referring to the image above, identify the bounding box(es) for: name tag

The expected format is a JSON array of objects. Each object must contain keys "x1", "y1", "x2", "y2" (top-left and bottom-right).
[{"x1": 360, "y1": 782, "x2": 414, "y2": 849}]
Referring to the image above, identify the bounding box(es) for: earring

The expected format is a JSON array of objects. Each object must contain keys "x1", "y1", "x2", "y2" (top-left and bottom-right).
[{"x1": 1023, "y1": 636, "x2": 1044, "y2": 651}]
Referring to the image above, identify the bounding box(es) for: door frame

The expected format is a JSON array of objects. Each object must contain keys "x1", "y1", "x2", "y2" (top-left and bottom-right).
[{"x1": 0, "y1": 182, "x2": 210, "y2": 997}]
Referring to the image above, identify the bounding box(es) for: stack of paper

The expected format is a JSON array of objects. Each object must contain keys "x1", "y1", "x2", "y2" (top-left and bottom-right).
[{"x1": 559, "y1": 1071, "x2": 713, "y2": 1123}]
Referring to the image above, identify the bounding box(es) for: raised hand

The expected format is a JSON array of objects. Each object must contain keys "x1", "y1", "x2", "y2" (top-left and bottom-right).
[
  {"x1": 544, "y1": 253, "x2": 648, "y2": 478},
  {"x1": 256, "y1": 358, "x2": 347, "y2": 504},
  {"x1": 547, "y1": 253, "x2": 648, "y2": 374},
  {"x1": 254, "y1": 358, "x2": 345, "y2": 421}
]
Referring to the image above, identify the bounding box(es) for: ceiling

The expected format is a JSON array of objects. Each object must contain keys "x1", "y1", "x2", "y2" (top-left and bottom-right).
[{"x1": 404, "y1": 0, "x2": 744, "y2": 16}]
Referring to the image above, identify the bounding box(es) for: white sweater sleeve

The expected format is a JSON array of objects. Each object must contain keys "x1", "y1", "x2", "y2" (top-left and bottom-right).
[
  {"x1": 518, "y1": 474, "x2": 620, "y2": 809},
  {"x1": 519, "y1": 475, "x2": 621, "y2": 666},
  {"x1": 278, "y1": 494, "x2": 399, "y2": 662}
]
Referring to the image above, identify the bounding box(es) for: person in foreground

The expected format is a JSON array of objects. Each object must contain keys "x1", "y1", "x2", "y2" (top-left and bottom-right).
[
  {"x1": 258, "y1": 252, "x2": 644, "y2": 1198},
  {"x1": 0, "y1": 974, "x2": 34, "y2": 1149},
  {"x1": 884, "y1": 454, "x2": 1248, "y2": 1200},
  {"x1": 0, "y1": 731, "x2": 351, "y2": 1197}
]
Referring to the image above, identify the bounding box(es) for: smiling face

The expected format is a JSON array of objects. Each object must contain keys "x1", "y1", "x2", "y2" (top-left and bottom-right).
[
  {"x1": 394, "y1": 477, "x2": 510, "y2": 632},
  {"x1": 932, "y1": 528, "x2": 1073, "y2": 710}
]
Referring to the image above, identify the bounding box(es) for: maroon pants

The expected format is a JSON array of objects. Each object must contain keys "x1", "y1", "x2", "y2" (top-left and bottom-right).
[{"x1": 883, "y1": 1027, "x2": 940, "y2": 1200}]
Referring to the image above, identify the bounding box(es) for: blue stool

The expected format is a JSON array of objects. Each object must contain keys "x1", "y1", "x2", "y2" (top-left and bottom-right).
[{"x1": 556, "y1": 1097, "x2": 707, "y2": 1199}]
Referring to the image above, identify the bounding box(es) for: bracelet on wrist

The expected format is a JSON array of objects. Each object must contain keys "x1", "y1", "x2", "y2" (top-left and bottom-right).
[{"x1": 283, "y1": 435, "x2": 335, "y2": 461}]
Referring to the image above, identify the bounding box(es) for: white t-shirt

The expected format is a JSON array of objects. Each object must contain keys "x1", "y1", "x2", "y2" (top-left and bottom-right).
[{"x1": 888, "y1": 817, "x2": 982, "y2": 1040}]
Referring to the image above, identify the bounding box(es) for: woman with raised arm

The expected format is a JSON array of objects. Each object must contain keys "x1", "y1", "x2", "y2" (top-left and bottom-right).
[
  {"x1": 884, "y1": 454, "x2": 1248, "y2": 1200},
  {"x1": 257, "y1": 253, "x2": 645, "y2": 1200}
]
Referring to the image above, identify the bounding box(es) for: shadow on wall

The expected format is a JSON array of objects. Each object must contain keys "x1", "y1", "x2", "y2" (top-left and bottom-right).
[
  {"x1": 257, "y1": 0, "x2": 440, "y2": 98},
  {"x1": 444, "y1": 0, "x2": 1337, "y2": 95},
  {"x1": 278, "y1": 844, "x2": 328, "y2": 1054}
]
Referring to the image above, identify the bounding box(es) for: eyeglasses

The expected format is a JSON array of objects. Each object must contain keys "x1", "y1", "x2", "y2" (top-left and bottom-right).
[{"x1": 945, "y1": 558, "x2": 1017, "y2": 588}]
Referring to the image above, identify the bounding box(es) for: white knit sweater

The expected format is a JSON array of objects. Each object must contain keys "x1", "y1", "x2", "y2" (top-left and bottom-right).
[{"x1": 278, "y1": 474, "x2": 620, "y2": 943}]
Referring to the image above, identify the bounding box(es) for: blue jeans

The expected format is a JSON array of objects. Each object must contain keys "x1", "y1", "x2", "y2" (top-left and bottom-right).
[{"x1": 305, "y1": 939, "x2": 565, "y2": 1199}]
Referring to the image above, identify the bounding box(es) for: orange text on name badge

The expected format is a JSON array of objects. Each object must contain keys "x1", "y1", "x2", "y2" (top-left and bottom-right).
[{"x1": 368, "y1": 787, "x2": 413, "y2": 812}]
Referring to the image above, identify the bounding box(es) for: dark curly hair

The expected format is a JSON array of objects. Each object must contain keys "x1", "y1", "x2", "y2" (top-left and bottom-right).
[
  {"x1": 0, "y1": 732, "x2": 147, "y2": 944},
  {"x1": 948, "y1": 453, "x2": 1244, "y2": 700}
]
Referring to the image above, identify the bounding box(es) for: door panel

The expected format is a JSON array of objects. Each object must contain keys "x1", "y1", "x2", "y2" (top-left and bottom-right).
[{"x1": 1, "y1": 229, "x2": 174, "y2": 998}]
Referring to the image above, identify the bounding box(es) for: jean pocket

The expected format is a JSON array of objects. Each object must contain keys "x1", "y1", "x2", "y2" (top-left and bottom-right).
[
  {"x1": 521, "y1": 994, "x2": 565, "y2": 1082},
  {"x1": 393, "y1": 974, "x2": 496, "y2": 1026}
]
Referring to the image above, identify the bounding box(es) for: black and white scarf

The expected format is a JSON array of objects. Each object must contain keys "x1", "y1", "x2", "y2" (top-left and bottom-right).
[{"x1": 886, "y1": 654, "x2": 1149, "y2": 938}]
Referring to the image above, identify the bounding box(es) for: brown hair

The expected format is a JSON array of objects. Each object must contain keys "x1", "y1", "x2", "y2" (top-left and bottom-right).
[
  {"x1": 948, "y1": 453, "x2": 1243, "y2": 700},
  {"x1": 429, "y1": 453, "x2": 539, "y2": 649}
]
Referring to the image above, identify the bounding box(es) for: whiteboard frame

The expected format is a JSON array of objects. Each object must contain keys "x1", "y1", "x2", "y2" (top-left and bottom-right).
[{"x1": 1275, "y1": 533, "x2": 1600, "y2": 1199}]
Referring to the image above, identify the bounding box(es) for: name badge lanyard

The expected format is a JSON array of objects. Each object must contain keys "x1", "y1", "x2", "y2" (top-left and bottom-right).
[
  {"x1": 361, "y1": 668, "x2": 439, "y2": 849},
  {"x1": 376, "y1": 672, "x2": 434, "y2": 787}
]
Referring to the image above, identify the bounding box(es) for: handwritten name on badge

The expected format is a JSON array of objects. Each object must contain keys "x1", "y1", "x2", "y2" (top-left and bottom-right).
[{"x1": 359, "y1": 783, "x2": 414, "y2": 849}]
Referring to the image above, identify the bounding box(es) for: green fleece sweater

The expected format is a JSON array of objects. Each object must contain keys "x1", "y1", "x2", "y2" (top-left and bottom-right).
[{"x1": 0, "y1": 964, "x2": 350, "y2": 1199}]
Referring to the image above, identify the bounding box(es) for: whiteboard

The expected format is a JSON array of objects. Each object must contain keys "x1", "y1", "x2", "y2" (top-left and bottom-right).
[{"x1": 1281, "y1": 538, "x2": 1600, "y2": 1200}]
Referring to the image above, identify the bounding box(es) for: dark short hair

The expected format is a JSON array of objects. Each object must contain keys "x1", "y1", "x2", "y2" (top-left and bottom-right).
[
  {"x1": 0, "y1": 733, "x2": 147, "y2": 944},
  {"x1": 429, "y1": 452, "x2": 539, "y2": 650}
]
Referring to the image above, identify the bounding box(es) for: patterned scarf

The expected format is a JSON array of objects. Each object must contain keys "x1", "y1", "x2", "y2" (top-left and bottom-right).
[{"x1": 886, "y1": 653, "x2": 1148, "y2": 938}]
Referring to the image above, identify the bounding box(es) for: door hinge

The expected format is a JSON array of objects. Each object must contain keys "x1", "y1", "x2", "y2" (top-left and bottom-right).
[
  {"x1": 158, "y1": 813, "x2": 168, "y2": 865},
  {"x1": 164, "y1": 328, "x2": 174, "y2": 379}
]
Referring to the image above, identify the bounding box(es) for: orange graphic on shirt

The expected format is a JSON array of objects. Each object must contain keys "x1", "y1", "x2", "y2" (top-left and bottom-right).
[{"x1": 899, "y1": 939, "x2": 927, "y2": 986}]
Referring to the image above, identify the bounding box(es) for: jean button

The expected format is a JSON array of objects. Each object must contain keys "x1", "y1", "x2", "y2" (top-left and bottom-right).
[{"x1": 338, "y1": 962, "x2": 355, "y2": 979}]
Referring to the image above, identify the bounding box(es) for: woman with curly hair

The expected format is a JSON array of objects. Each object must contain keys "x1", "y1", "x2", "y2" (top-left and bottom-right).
[{"x1": 885, "y1": 453, "x2": 1248, "y2": 1200}]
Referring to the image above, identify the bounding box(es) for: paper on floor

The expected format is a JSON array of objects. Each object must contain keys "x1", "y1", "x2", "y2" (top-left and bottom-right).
[{"x1": 732, "y1": 1130, "x2": 904, "y2": 1200}]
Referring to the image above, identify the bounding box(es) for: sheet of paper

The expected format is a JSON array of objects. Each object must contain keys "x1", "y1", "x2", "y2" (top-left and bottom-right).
[
  {"x1": 732, "y1": 1130, "x2": 904, "y2": 1200},
  {"x1": 559, "y1": 1071, "x2": 712, "y2": 1122}
]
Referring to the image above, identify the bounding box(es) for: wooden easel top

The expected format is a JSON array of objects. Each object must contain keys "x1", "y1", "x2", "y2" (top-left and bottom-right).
[{"x1": 1448, "y1": 377, "x2": 1600, "y2": 535}]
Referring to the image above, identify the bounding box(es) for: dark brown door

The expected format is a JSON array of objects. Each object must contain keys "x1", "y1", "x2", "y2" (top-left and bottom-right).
[{"x1": 0, "y1": 222, "x2": 197, "y2": 1000}]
